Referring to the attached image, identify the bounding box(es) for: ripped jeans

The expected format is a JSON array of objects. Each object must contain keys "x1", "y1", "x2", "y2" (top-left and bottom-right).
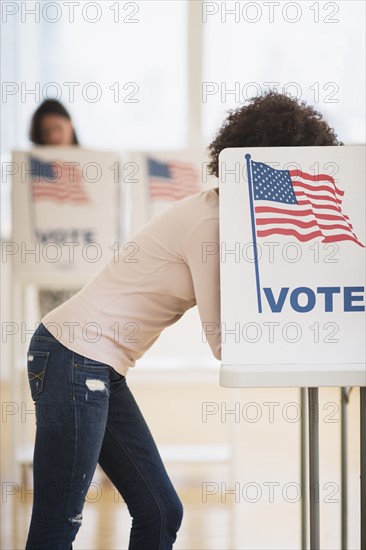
[{"x1": 25, "y1": 322, "x2": 183, "y2": 550}]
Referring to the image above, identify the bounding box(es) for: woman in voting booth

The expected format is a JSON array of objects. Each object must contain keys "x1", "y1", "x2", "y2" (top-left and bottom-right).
[
  {"x1": 25, "y1": 92, "x2": 341, "y2": 549},
  {"x1": 30, "y1": 99, "x2": 79, "y2": 146},
  {"x1": 29, "y1": 99, "x2": 81, "y2": 317}
]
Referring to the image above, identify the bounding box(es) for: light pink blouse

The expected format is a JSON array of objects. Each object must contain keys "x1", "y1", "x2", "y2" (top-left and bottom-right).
[{"x1": 41, "y1": 188, "x2": 221, "y2": 376}]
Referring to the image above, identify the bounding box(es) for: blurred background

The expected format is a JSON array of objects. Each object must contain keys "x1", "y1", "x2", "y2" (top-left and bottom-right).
[{"x1": 1, "y1": 1, "x2": 365, "y2": 549}]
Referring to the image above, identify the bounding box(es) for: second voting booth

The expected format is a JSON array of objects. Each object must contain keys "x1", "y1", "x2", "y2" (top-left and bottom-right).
[{"x1": 219, "y1": 146, "x2": 365, "y2": 549}]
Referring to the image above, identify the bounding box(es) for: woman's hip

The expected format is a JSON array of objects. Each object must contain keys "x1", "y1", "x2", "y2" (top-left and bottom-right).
[{"x1": 27, "y1": 323, "x2": 113, "y2": 413}]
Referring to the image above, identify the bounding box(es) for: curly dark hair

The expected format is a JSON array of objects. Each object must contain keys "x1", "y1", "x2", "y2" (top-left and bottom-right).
[{"x1": 207, "y1": 91, "x2": 342, "y2": 178}]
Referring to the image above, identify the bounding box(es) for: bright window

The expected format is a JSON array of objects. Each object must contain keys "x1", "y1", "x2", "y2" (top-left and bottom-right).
[
  {"x1": 2, "y1": 1, "x2": 187, "y2": 152},
  {"x1": 202, "y1": 1, "x2": 365, "y2": 145}
]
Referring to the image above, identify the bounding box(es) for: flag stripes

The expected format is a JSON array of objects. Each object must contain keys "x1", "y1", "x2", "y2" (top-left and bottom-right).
[
  {"x1": 30, "y1": 156, "x2": 90, "y2": 205},
  {"x1": 250, "y1": 159, "x2": 363, "y2": 247},
  {"x1": 148, "y1": 158, "x2": 201, "y2": 201}
]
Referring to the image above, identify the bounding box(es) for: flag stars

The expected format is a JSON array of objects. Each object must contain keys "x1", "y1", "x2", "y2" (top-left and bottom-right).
[{"x1": 251, "y1": 160, "x2": 297, "y2": 205}]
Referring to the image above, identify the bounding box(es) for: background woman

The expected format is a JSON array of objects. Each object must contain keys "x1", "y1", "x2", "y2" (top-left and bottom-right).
[
  {"x1": 30, "y1": 99, "x2": 79, "y2": 146},
  {"x1": 29, "y1": 99, "x2": 81, "y2": 317}
]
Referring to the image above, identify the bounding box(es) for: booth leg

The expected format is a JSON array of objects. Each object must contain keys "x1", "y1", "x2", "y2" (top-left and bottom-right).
[
  {"x1": 341, "y1": 387, "x2": 348, "y2": 550},
  {"x1": 361, "y1": 386, "x2": 366, "y2": 550},
  {"x1": 301, "y1": 388, "x2": 307, "y2": 550},
  {"x1": 308, "y1": 387, "x2": 320, "y2": 550}
]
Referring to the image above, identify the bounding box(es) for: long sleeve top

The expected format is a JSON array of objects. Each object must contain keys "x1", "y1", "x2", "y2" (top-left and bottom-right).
[{"x1": 41, "y1": 188, "x2": 221, "y2": 376}]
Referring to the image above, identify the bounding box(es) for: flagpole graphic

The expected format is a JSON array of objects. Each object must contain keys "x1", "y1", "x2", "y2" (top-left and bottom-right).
[
  {"x1": 245, "y1": 153, "x2": 263, "y2": 314},
  {"x1": 244, "y1": 153, "x2": 364, "y2": 313}
]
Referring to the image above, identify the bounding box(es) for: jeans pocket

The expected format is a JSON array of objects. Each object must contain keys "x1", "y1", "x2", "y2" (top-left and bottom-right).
[{"x1": 27, "y1": 351, "x2": 50, "y2": 401}]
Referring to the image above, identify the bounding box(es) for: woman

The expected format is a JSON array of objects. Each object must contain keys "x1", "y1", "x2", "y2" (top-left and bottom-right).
[
  {"x1": 29, "y1": 99, "x2": 81, "y2": 317},
  {"x1": 25, "y1": 92, "x2": 341, "y2": 549},
  {"x1": 30, "y1": 99, "x2": 79, "y2": 146}
]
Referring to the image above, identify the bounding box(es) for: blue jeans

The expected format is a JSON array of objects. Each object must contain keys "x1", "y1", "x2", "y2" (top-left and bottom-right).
[{"x1": 25, "y1": 322, "x2": 183, "y2": 550}]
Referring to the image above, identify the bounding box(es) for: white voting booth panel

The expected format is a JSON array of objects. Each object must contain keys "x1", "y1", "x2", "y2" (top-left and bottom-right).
[
  {"x1": 126, "y1": 149, "x2": 215, "y2": 236},
  {"x1": 9, "y1": 147, "x2": 123, "y2": 486},
  {"x1": 11, "y1": 147, "x2": 122, "y2": 285},
  {"x1": 219, "y1": 146, "x2": 365, "y2": 388}
]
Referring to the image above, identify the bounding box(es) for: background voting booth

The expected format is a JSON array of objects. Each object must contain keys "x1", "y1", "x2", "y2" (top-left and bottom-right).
[
  {"x1": 219, "y1": 146, "x2": 365, "y2": 549},
  {"x1": 9, "y1": 147, "x2": 123, "y2": 496},
  {"x1": 11, "y1": 147, "x2": 123, "y2": 282}
]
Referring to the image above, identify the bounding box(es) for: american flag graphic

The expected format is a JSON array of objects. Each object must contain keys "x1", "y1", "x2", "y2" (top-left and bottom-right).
[
  {"x1": 30, "y1": 156, "x2": 90, "y2": 205},
  {"x1": 250, "y1": 159, "x2": 364, "y2": 247},
  {"x1": 147, "y1": 157, "x2": 202, "y2": 201}
]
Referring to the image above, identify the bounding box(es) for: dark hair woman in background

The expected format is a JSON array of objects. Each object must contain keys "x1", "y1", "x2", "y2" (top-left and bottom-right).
[
  {"x1": 29, "y1": 99, "x2": 81, "y2": 317},
  {"x1": 29, "y1": 99, "x2": 79, "y2": 146}
]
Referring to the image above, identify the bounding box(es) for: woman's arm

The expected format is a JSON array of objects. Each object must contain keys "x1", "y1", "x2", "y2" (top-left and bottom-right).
[{"x1": 181, "y1": 217, "x2": 221, "y2": 361}]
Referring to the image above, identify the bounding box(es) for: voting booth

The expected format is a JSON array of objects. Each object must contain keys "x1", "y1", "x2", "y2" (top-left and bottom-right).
[
  {"x1": 219, "y1": 146, "x2": 365, "y2": 548},
  {"x1": 11, "y1": 147, "x2": 122, "y2": 282},
  {"x1": 8, "y1": 147, "x2": 123, "y2": 490},
  {"x1": 125, "y1": 149, "x2": 210, "y2": 236}
]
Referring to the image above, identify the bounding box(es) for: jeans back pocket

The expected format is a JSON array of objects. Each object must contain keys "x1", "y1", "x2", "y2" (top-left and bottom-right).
[{"x1": 27, "y1": 351, "x2": 50, "y2": 400}]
